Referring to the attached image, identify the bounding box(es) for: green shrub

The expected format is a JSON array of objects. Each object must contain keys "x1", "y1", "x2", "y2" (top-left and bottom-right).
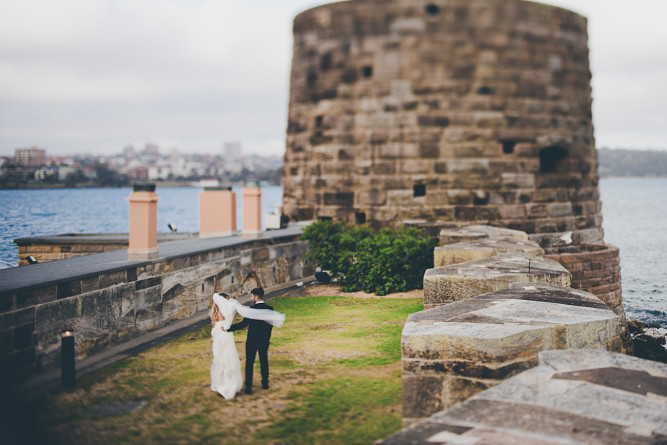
[{"x1": 301, "y1": 220, "x2": 437, "y2": 295}]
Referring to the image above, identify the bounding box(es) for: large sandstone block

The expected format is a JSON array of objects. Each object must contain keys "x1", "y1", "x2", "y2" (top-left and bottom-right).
[
  {"x1": 424, "y1": 253, "x2": 571, "y2": 309},
  {"x1": 401, "y1": 283, "x2": 622, "y2": 424},
  {"x1": 433, "y1": 236, "x2": 544, "y2": 267},
  {"x1": 439, "y1": 224, "x2": 528, "y2": 246},
  {"x1": 388, "y1": 349, "x2": 666, "y2": 444}
]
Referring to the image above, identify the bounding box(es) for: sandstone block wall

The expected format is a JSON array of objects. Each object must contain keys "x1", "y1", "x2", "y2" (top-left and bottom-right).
[
  {"x1": 402, "y1": 283, "x2": 622, "y2": 423},
  {"x1": 283, "y1": 0, "x2": 603, "y2": 250},
  {"x1": 438, "y1": 224, "x2": 528, "y2": 246},
  {"x1": 14, "y1": 233, "x2": 195, "y2": 266},
  {"x1": 403, "y1": 224, "x2": 628, "y2": 425},
  {"x1": 433, "y1": 236, "x2": 543, "y2": 267},
  {"x1": 0, "y1": 234, "x2": 313, "y2": 381},
  {"x1": 387, "y1": 349, "x2": 667, "y2": 444},
  {"x1": 17, "y1": 243, "x2": 127, "y2": 266},
  {"x1": 424, "y1": 253, "x2": 571, "y2": 309},
  {"x1": 547, "y1": 243, "x2": 625, "y2": 320}
]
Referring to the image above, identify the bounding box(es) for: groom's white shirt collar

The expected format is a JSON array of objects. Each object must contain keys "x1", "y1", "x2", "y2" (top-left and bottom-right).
[{"x1": 254, "y1": 299, "x2": 264, "y2": 304}]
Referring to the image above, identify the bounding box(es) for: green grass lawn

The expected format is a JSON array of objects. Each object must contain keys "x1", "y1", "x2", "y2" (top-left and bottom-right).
[{"x1": 27, "y1": 295, "x2": 423, "y2": 445}]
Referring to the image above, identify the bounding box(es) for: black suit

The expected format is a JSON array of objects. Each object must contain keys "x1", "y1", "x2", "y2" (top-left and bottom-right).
[{"x1": 228, "y1": 301, "x2": 273, "y2": 389}]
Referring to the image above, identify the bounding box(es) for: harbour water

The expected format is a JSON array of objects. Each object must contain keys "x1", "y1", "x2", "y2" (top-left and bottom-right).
[{"x1": 0, "y1": 179, "x2": 665, "y2": 326}]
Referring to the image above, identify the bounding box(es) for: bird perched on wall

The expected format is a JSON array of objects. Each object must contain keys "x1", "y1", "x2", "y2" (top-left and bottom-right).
[
  {"x1": 315, "y1": 267, "x2": 331, "y2": 283},
  {"x1": 557, "y1": 231, "x2": 573, "y2": 245}
]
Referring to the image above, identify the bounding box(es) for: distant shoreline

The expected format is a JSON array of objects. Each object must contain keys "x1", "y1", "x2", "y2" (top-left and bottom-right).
[
  {"x1": 3, "y1": 176, "x2": 666, "y2": 191},
  {"x1": 0, "y1": 180, "x2": 281, "y2": 190}
]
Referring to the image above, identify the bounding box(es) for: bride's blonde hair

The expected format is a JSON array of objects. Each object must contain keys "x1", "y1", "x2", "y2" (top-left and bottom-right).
[{"x1": 210, "y1": 292, "x2": 229, "y2": 325}]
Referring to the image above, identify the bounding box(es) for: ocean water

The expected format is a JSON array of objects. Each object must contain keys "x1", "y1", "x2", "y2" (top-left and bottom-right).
[
  {"x1": 0, "y1": 186, "x2": 283, "y2": 267},
  {"x1": 599, "y1": 178, "x2": 667, "y2": 326},
  {"x1": 0, "y1": 180, "x2": 665, "y2": 327}
]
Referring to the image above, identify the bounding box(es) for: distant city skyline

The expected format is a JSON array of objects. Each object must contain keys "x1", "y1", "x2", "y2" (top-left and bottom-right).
[{"x1": 1, "y1": 0, "x2": 666, "y2": 157}]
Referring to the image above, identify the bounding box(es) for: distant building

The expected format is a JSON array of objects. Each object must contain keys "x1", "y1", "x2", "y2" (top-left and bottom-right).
[
  {"x1": 127, "y1": 166, "x2": 149, "y2": 180},
  {"x1": 123, "y1": 145, "x2": 138, "y2": 159},
  {"x1": 148, "y1": 165, "x2": 171, "y2": 180},
  {"x1": 14, "y1": 146, "x2": 46, "y2": 167},
  {"x1": 144, "y1": 143, "x2": 160, "y2": 156},
  {"x1": 34, "y1": 165, "x2": 59, "y2": 180},
  {"x1": 223, "y1": 142, "x2": 241, "y2": 159},
  {"x1": 57, "y1": 165, "x2": 77, "y2": 181}
]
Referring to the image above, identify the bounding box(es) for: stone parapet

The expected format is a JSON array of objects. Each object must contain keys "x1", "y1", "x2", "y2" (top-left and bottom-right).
[
  {"x1": 546, "y1": 243, "x2": 625, "y2": 320},
  {"x1": 438, "y1": 224, "x2": 528, "y2": 246},
  {"x1": 17, "y1": 243, "x2": 127, "y2": 265},
  {"x1": 402, "y1": 283, "x2": 623, "y2": 424},
  {"x1": 388, "y1": 349, "x2": 666, "y2": 443},
  {"x1": 423, "y1": 253, "x2": 571, "y2": 309},
  {"x1": 0, "y1": 229, "x2": 313, "y2": 382},
  {"x1": 433, "y1": 236, "x2": 543, "y2": 267},
  {"x1": 14, "y1": 233, "x2": 196, "y2": 266}
]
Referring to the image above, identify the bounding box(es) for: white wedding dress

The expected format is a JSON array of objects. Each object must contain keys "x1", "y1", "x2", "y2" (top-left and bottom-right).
[
  {"x1": 210, "y1": 302, "x2": 243, "y2": 399},
  {"x1": 210, "y1": 294, "x2": 285, "y2": 400}
]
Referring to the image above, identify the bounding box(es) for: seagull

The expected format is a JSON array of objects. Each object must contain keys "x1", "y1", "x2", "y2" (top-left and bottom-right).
[{"x1": 558, "y1": 231, "x2": 572, "y2": 245}]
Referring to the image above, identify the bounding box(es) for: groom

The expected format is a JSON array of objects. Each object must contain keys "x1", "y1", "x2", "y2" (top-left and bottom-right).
[{"x1": 227, "y1": 287, "x2": 273, "y2": 394}]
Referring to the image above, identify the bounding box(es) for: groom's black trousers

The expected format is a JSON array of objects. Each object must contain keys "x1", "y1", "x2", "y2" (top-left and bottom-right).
[
  {"x1": 228, "y1": 301, "x2": 274, "y2": 390},
  {"x1": 245, "y1": 341, "x2": 269, "y2": 387}
]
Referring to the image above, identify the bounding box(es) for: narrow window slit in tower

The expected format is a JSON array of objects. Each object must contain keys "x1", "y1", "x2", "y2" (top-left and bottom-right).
[
  {"x1": 307, "y1": 70, "x2": 318, "y2": 86},
  {"x1": 502, "y1": 141, "x2": 516, "y2": 154},
  {"x1": 539, "y1": 146, "x2": 569, "y2": 173},
  {"x1": 320, "y1": 52, "x2": 332, "y2": 71},
  {"x1": 362, "y1": 66, "x2": 373, "y2": 78},
  {"x1": 425, "y1": 4, "x2": 440, "y2": 15},
  {"x1": 355, "y1": 212, "x2": 366, "y2": 224},
  {"x1": 414, "y1": 184, "x2": 426, "y2": 197}
]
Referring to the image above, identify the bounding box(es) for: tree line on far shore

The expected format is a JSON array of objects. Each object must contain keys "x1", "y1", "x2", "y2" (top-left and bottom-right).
[{"x1": 598, "y1": 147, "x2": 667, "y2": 178}]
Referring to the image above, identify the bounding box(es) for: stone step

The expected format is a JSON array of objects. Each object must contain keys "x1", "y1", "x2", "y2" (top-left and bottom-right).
[{"x1": 424, "y1": 253, "x2": 571, "y2": 309}]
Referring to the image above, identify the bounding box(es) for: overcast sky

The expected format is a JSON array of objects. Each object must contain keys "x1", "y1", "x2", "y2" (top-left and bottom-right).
[{"x1": 1, "y1": 0, "x2": 666, "y2": 157}]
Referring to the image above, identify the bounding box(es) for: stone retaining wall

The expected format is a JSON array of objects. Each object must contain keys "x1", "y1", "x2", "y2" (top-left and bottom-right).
[
  {"x1": 403, "y1": 225, "x2": 627, "y2": 425},
  {"x1": 402, "y1": 282, "x2": 622, "y2": 423},
  {"x1": 14, "y1": 233, "x2": 194, "y2": 266},
  {"x1": 17, "y1": 242, "x2": 127, "y2": 266},
  {"x1": 424, "y1": 253, "x2": 571, "y2": 309},
  {"x1": 386, "y1": 349, "x2": 667, "y2": 444},
  {"x1": 1, "y1": 233, "x2": 313, "y2": 381},
  {"x1": 546, "y1": 243, "x2": 625, "y2": 320}
]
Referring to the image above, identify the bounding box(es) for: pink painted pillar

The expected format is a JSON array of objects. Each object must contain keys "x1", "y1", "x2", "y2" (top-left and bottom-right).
[
  {"x1": 127, "y1": 183, "x2": 159, "y2": 260},
  {"x1": 199, "y1": 186, "x2": 236, "y2": 238},
  {"x1": 242, "y1": 181, "x2": 262, "y2": 237}
]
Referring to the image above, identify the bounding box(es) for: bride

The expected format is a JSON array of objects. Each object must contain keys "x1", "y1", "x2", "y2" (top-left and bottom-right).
[{"x1": 210, "y1": 292, "x2": 285, "y2": 399}]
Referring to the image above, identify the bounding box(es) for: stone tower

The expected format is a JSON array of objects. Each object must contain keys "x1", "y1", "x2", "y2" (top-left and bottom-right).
[{"x1": 282, "y1": 0, "x2": 604, "y2": 249}]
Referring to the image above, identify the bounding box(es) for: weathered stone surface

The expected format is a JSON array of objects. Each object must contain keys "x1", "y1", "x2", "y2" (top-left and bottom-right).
[
  {"x1": 401, "y1": 288, "x2": 622, "y2": 425},
  {"x1": 547, "y1": 243, "x2": 625, "y2": 320},
  {"x1": 438, "y1": 224, "x2": 528, "y2": 246},
  {"x1": 283, "y1": 0, "x2": 602, "y2": 249},
  {"x1": 434, "y1": 236, "x2": 543, "y2": 267},
  {"x1": 1, "y1": 232, "x2": 314, "y2": 378},
  {"x1": 424, "y1": 253, "x2": 571, "y2": 308},
  {"x1": 384, "y1": 350, "x2": 667, "y2": 444}
]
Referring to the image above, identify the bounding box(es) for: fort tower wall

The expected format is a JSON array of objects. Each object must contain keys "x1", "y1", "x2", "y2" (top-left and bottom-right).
[{"x1": 282, "y1": 0, "x2": 602, "y2": 250}]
